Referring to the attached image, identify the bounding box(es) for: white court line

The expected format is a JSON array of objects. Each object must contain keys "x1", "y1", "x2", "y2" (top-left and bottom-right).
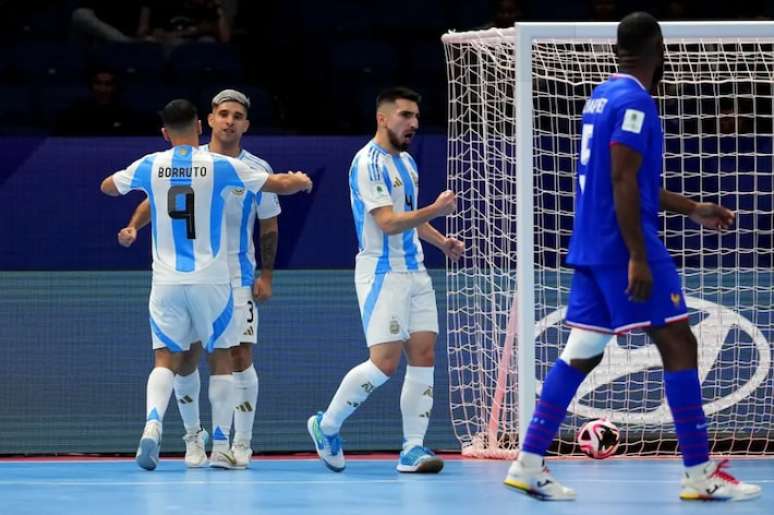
[{"x1": 0, "y1": 478, "x2": 772, "y2": 487}]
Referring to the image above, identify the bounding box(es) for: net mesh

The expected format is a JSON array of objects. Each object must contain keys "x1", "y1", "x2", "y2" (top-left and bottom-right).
[{"x1": 443, "y1": 28, "x2": 774, "y2": 458}]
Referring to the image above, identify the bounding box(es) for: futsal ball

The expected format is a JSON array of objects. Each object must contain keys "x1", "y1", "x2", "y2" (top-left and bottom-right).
[{"x1": 577, "y1": 418, "x2": 620, "y2": 459}]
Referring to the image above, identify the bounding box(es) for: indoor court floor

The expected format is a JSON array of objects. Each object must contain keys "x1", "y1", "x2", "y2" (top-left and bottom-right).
[{"x1": 0, "y1": 455, "x2": 771, "y2": 514}]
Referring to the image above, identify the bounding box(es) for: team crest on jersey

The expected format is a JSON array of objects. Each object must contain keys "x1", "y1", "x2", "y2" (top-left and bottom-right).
[
  {"x1": 671, "y1": 292, "x2": 682, "y2": 307},
  {"x1": 233, "y1": 188, "x2": 245, "y2": 196},
  {"x1": 389, "y1": 318, "x2": 400, "y2": 335}
]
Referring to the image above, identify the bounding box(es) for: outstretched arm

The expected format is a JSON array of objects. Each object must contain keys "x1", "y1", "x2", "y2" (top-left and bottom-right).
[
  {"x1": 660, "y1": 189, "x2": 735, "y2": 230},
  {"x1": 118, "y1": 198, "x2": 150, "y2": 248},
  {"x1": 261, "y1": 172, "x2": 313, "y2": 194}
]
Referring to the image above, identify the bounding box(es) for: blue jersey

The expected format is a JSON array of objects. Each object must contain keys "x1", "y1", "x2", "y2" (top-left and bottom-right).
[{"x1": 566, "y1": 73, "x2": 671, "y2": 266}]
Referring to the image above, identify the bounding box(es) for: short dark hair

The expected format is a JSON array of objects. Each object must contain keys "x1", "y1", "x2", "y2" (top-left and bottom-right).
[
  {"x1": 376, "y1": 86, "x2": 421, "y2": 110},
  {"x1": 159, "y1": 99, "x2": 198, "y2": 130},
  {"x1": 617, "y1": 11, "x2": 662, "y2": 58}
]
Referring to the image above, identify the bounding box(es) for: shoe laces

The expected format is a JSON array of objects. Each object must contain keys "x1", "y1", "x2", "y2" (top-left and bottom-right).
[
  {"x1": 233, "y1": 440, "x2": 251, "y2": 452},
  {"x1": 326, "y1": 433, "x2": 342, "y2": 455},
  {"x1": 710, "y1": 459, "x2": 739, "y2": 485},
  {"x1": 403, "y1": 446, "x2": 433, "y2": 461}
]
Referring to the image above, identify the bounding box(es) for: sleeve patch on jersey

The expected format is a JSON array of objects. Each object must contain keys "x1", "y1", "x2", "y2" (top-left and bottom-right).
[{"x1": 621, "y1": 109, "x2": 645, "y2": 134}]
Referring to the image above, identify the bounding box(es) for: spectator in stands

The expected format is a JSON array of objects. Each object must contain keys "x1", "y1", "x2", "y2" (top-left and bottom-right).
[
  {"x1": 54, "y1": 68, "x2": 152, "y2": 136},
  {"x1": 478, "y1": 0, "x2": 524, "y2": 30},
  {"x1": 71, "y1": 1, "x2": 144, "y2": 44},
  {"x1": 589, "y1": 0, "x2": 618, "y2": 21},
  {"x1": 138, "y1": 0, "x2": 232, "y2": 46}
]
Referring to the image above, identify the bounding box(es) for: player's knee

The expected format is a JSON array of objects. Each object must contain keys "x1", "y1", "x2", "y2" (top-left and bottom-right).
[
  {"x1": 407, "y1": 345, "x2": 435, "y2": 367},
  {"x1": 230, "y1": 344, "x2": 252, "y2": 371},
  {"x1": 559, "y1": 328, "x2": 612, "y2": 371},
  {"x1": 370, "y1": 355, "x2": 400, "y2": 377}
]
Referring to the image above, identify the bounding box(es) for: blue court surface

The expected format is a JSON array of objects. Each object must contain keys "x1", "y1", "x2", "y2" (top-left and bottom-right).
[{"x1": 0, "y1": 456, "x2": 771, "y2": 515}]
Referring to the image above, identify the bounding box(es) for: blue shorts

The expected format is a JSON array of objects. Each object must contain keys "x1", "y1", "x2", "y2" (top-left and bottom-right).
[{"x1": 565, "y1": 260, "x2": 688, "y2": 334}]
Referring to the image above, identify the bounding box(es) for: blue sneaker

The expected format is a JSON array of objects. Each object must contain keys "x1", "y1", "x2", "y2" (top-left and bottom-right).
[
  {"x1": 135, "y1": 421, "x2": 162, "y2": 471},
  {"x1": 397, "y1": 446, "x2": 444, "y2": 473},
  {"x1": 307, "y1": 412, "x2": 345, "y2": 472}
]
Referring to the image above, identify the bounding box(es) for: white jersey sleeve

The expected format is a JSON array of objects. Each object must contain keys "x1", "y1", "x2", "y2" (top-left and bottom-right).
[
  {"x1": 222, "y1": 156, "x2": 269, "y2": 194},
  {"x1": 354, "y1": 151, "x2": 393, "y2": 213},
  {"x1": 112, "y1": 155, "x2": 156, "y2": 195},
  {"x1": 246, "y1": 157, "x2": 281, "y2": 220}
]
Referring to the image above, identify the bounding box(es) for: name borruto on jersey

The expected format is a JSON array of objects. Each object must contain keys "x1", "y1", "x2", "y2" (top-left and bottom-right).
[{"x1": 157, "y1": 165, "x2": 208, "y2": 178}]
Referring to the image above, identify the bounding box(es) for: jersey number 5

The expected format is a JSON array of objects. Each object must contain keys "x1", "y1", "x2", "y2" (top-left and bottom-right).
[
  {"x1": 168, "y1": 186, "x2": 196, "y2": 239},
  {"x1": 578, "y1": 123, "x2": 594, "y2": 193}
]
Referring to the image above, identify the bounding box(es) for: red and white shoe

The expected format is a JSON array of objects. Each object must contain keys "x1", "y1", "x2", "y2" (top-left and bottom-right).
[{"x1": 680, "y1": 460, "x2": 761, "y2": 502}]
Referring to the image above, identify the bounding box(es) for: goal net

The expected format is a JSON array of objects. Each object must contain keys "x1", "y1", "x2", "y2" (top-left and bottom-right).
[{"x1": 442, "y1": 23, "x2": 774, "y2": 459}]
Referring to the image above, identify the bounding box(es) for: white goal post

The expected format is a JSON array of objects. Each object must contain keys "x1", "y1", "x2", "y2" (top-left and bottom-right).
[{"x1": 442, "y1": 21, "x2": 774, "y2": 459}]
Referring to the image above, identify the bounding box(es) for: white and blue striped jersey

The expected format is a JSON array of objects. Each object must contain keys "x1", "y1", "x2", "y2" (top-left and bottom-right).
[
  {"x1": 201, "y1": 145, "x2": 281, "y2": 288},
  {"x1": 349, "y1": 140, "x2": 425, "y2": 275},
  {"x1": 112, "y1": 145, "x2": 268, "y2": 285}
]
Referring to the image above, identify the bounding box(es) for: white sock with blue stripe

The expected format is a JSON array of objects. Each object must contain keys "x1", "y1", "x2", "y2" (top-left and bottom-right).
[
  {"x1": 400, "y1": 366, "x2": 434, "y2": 452},
  {"x1": 320, "y1": 360, "x2": 390, "y2": 435},
  {"x1": 209, "y1": 374, "x2": 234, "y2": 449},
  {"x1": 146, "y1": 367, "x2": 174, "y2": 427}
]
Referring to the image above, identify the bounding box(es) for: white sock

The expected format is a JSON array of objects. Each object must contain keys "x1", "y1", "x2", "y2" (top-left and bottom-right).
[
  {"x1": 146, "y1": 367, "x2": 174, "y2": 426},
  {"x1": 209, "y1": 374, "x2": 234, "y2": 449},
  {"x1": 400, "y1": 366, "x2": 434, "y2": 451},
  {"x1": 232, "y1": 365, "x2": 258, "y2": 444},
  {"x1": 518, "y1": 451, "x2": 544, "y2": 469},
  {"x1": 174, "y1": 370, "x2": 201, "y2": 434},
  {"x1": 685, "y1": 460, "x2": 712, "y2": 479},
  {"x1": 320, "y1": 360, "x2": 390, "y2": 435}
]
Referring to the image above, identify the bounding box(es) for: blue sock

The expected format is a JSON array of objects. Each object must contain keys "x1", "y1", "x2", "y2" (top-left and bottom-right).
[
  {"x1": 521, "y1": 359, "x2": 586, "y2": 457},
  {"x1": 664, "y1": 369, "x2": 710, "y2": 467}
]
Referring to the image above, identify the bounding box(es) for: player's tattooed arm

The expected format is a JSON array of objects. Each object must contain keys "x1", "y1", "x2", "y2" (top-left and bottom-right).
[{"x1": 253, "y1": 216, "x2": 278, "y2": 302}]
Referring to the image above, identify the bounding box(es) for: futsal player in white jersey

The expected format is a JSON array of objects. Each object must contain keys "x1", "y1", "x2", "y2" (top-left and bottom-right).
[
  {"x1": 101, "y1": 99, "x2": 312, "y2": 471},
  {"x1": 119, "y1": 90, "x2": 281, "y2": 469},
  {"x1": 308, "y1": 87, "x2": 464, "y2": 473}
]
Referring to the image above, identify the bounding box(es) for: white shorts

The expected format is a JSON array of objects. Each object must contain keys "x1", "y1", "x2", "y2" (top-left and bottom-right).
[
  {"x1": 149, "y1": 283, "x2": 240, "y2": 353},
  {"x1": 355, "y1": 270, "x2": 439, "y2": 347},
  {"x1": 233, "y1": 286, "x2": 258, "y2": 345}
]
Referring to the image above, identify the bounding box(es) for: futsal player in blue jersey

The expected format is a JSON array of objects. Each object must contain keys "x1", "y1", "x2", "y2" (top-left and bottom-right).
[
  {"x1": 119, "y1": 90, "x2": 281, "y2": 469},
  {"x1": 307, "y1": 87, "x2": 465, "y2": 473},
  {"x1": 101, "y1": 99, "x2": 312, "y2": 471},
  {"x1": 503, "y1": 13, "x2": 761, "y2": 501}
]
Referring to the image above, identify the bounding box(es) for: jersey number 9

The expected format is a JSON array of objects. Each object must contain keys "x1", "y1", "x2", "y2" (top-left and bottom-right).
[{"x1": 168, "y1": 186, "x2": 196, "y2": 239}]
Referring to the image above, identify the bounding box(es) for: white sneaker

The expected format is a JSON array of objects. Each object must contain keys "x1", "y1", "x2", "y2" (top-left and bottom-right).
[
  {"x1": 307, "y1": 412, "x2": 345, "y2": 472},
  {"x1": 231, "y1": 440, "x2": 252, "y2": 469},
  {"x1": 504, "y1": 459, "x2": 576, "y2": 501},
  {"x1": 680, "y1": 460, "x2": 761, "y2": 501},
  {"x1": 210, "y1": 445, "x2": 245, "y2": 470},
  {"x1": 182, "y1": 428, "x2": 208, "y2": 468},
  {"x1": 135, "y1": 421, "x2": 162, "y2": 471}
]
